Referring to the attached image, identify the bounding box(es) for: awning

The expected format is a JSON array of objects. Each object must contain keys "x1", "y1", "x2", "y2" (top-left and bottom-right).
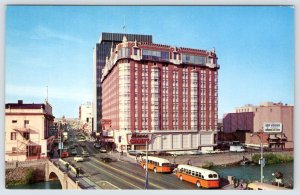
[
  {"x1": 13, "y1": 127, "x2": 30, "y2": 133},
  {"x1": 269, "y1": 134, "x2": 279, "y2": 139},
  {"x1": 276, "y1": 134, "x2": 287, "y2": 139}
]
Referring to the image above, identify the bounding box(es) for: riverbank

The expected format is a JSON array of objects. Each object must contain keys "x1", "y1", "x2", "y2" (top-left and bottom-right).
[
  {"x1": 6, "y1": 165, "x2": 46, "y2": 187},
  {"x1": 161, "y1": 151, "x2": 293, "y2": 167},
  {"x1": 7, "y1": 180, "x2": 62, "y2": 189}
]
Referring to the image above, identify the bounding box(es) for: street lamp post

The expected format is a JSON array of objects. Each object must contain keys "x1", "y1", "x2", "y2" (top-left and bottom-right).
[
  {"x1": 145, "y1": 134, "x2": 165, "y2": 189},
  {"x1": 251, "y1": 130, "x2": 265, "y2": 183},
  {"x1": 259, "y1": 131, "x2": 264, "y2": 183},
  {"x1": 145, "y1": 139, "x2": 149, "y2": 189}
]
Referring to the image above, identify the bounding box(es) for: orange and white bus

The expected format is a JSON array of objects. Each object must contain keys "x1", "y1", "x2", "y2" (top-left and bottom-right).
[
  {"x1": 175, "y1": 164, "x2": 219, "y2": 188},
  {"x1": 140, "y1": 156, "x2": 172, "y2": 173}
]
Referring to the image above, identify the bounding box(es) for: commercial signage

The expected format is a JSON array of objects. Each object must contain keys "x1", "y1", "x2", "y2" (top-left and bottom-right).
[
  {"x1": 128, "y1": 133, "x2": 149, "y2": 145},
  {"x1": 101, "y1": 119, "x2": 112, "y2": 130},
  {"x1": 263, "y1": 123, "x2": 282, "y2": 133},
  {"x1": 58, "y1": 142, "x2": 63, "y2": 150}
]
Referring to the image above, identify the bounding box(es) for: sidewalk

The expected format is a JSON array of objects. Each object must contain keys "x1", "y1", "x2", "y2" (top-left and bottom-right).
[
  {"x1": 106, "y1": 151, "x2": 138, "y2": 164},
  {"x1": 53, "y1": 159, "x2": 102, "y2": 189}
]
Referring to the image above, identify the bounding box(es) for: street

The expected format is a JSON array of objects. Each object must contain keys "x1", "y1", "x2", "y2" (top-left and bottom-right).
[{"x1": 62, "y1": 130, "x2": 199, "y2": 189}]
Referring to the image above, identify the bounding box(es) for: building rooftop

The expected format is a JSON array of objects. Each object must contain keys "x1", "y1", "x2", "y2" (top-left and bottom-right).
[
  {"x1": 6, "y1": 100, "x2": 45, "y2": 109},
  {"x1": 99, "y1": 32, "x2": 153, "y2": 43}
]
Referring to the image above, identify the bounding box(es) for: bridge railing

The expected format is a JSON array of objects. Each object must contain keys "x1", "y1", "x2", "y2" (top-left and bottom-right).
[
  {"x1": 5, "y1": 159, "x2": 48, "y2": 169},
  {"x1": 50, "y1": 159, "x2": 95, "y2": 189}
]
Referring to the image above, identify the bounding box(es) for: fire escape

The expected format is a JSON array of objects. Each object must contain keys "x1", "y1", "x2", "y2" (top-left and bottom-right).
[{"x1": 12, "y1": 124, "x2": 40, "y2": 158}]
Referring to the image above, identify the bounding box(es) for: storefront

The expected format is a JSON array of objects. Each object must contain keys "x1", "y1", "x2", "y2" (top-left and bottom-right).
[{"x1": 112, "y1": 130, "x2": 216, "y2": 153}]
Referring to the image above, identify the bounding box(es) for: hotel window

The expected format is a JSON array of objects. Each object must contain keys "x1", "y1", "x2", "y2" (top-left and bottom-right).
[
  {"x1": 173, "y1": 53, "x2": 178, "y2": 60},
  {"x1": 133, "y1": 48, "x2": 139, "y2": 55},
  {"x1": 118, "y1": 47, "x2": 130, "y2": 59},
  {"x1": 11, "y1": 132, "x2": 17, "y2": 140}
]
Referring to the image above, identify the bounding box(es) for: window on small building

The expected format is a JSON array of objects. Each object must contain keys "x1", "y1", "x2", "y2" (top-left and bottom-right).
[
  {"x1": 23, "y1": 132, "x2": 30, "y2": 140},
  {"x1": 11, "y1": 132, "x2": 17, "y2": 140},
  {"x1": 12, "y1": 147, "x2": 17, "y2": 153},
  {"x1": 12, "y1": 120, "x2": 17, "y2": 123}
]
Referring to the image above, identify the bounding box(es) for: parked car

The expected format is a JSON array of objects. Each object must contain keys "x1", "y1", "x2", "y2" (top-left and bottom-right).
[
  {"x1": 74, "y1": 155, "x2": 84, "y2": 162},
  {"x1": 82, "y1": 151, "x2": 90, "y2": 157},
  {"x1": 128, "y1": 150, "x2": 143, "y2": 156},
  {"x1": 71, "y1": 149, "x2": 77, "y2": 155},
  {"x1": 99, "y1": 148, "x2": 107, "y2": 153},
  {"x1": 101, "y1": 157, "x2": 112, "y2": 163},
  {"x1": 93, "y1": 143, "x2": 101, "y2": 149},
  {"x1": 229, "y1": 145, "x2": 245, "y2": 152},
  {"x1": 61, "y1": 151, "x2": 69, "y2": 158}
]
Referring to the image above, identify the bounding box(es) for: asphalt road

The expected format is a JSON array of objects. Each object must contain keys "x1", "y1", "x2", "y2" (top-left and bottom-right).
[{"x1": 63, "y1": 130, "x2": 199, "y2": 189}]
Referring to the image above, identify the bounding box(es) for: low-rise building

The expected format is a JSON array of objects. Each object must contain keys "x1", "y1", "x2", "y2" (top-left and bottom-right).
[
  {"x1": 222, "y1": 102, "x2": 293, "y2": 149},
  {"x1": 79, "y1": 102, "x2": 93, "y2": 134},
  {"x1": 5, "y1": 100, "x2": 55, "y2": 161}
]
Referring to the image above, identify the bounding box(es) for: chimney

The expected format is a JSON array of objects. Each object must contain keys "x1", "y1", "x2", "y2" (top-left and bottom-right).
[{"x1": 18, "y1": 100, "x2": 23, "y2": 104}]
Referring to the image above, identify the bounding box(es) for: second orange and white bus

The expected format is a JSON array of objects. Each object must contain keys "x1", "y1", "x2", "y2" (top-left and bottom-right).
[
  {"x1": 139, "y1": 156, "x2": 172, "y2": 173},
  {"x1": 175, "y1": 164, "x2": 220, "y2": 188}
]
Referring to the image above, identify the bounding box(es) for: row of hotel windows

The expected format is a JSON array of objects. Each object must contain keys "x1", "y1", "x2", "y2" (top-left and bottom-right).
[
  {"x1": 118, "y1": 47, "x2": 211, "y2": 66},
  {"x1": 117, "y1": 63, "x2": 218, "y2": 130}
]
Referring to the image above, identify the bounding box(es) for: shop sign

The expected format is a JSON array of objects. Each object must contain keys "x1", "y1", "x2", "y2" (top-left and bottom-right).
[
  {"x1": 128, "y1": 133, "x2": 149, "y2": 145},
  {"x1": 263, "y1": 123, "x2": 282, "y2": 133}
]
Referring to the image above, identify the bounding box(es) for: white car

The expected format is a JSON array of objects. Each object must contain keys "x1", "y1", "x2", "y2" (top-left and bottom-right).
[
  {"x1": 74, "y1": 155, "x2": 84, "y2": 162},
  {"x1": 82, "y1": 151, "x2": 90, "y2": 157}
]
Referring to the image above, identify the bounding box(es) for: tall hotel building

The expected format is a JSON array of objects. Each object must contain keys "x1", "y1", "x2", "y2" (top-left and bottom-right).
[
  {"x1": 101, "y1": 36, "x2": 219, "y2": 152},
  {"x1": 93, "y1": 33, "x2": 153, "y2": 132}
]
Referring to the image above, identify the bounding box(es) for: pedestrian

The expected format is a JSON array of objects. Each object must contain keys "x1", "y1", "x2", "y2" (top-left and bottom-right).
[
  {"x1": 240, "y1": 179, "x2": 244, "y2": 190},
  {"x1": 136, "y1": 154, "x2": 138, "y2": 162},
  {"x1": 66, "y1": 163, "x2": 69, "y2": 172},
  {"x1": 76, "y1": 167, "x2": 80, "y2": 177},
  {"x1": 121, "y1": 150, "x2": 123, "y2": 156}
]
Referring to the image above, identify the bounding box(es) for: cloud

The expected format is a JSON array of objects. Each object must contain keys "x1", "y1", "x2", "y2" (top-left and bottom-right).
[
  {"x1": 6, "y1": 84, "x2": 92, "y2": 102},
  {"x1": 30, "y1": 25, "x2": 83, "y2": 44}
]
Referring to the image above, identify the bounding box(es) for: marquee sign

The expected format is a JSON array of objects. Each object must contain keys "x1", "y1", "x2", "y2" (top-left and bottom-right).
[
  {"x1": 263, "y1": 123, "x2": 282, "y2": 133},
  {"x1": 128, "y1": 133, "x2": 150, "y2": 145}
]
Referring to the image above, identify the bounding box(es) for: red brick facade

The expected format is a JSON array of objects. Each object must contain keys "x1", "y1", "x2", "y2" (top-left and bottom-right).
[{"x1": 102, "y1": 41, "x2": 219, "y2": 133}]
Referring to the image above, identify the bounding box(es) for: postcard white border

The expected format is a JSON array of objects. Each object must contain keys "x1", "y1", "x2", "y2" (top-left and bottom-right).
[{"x1": 0, "y1": 1, "x2": 298, "y2": 195}]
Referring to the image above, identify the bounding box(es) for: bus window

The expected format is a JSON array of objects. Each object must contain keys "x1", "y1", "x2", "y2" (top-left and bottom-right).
[
  {"x1": 195, "y1": 172, "x2": 199, "y2": 177},
  {"x1": 180, "y1": 168, "x2": 183, "y2": 172},
  {"x1": 213, "y1": 174, "x2": 218, "y2": 178},
  {"x1": 188, "y1": 170, "x2": 191, "y2": 175},
  {"x1": 209, "y1": 174, "x2": 213, "y2": 178},
  {"x1": 191, "y1": 171, "x2": 195, "y2": 176},
  {"x1": 162, "y1": 163, "x2": 170, "y2": 166}
]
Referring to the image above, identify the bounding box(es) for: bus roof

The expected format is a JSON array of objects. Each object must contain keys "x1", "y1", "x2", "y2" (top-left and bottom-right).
[
  {"x1": 142, "y1": 156, "x2": 170, "y2": 163},
  {"x1": 247, "y1": 182, "x2": 287, "y2": 190},
  {"x1": 177, "y1": 164, "x2": 218, "y2": 175}
]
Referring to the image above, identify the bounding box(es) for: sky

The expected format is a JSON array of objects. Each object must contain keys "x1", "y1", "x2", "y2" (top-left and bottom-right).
[{"x1": 5, "y1": 6, "x2": 294, "y2": 119}]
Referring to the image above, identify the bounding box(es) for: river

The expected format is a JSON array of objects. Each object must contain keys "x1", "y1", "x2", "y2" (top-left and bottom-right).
[
  {"x1": 212, "y1": 162, "x2": 293, "y2": 185},
  {"x1": 7, "y1": 163, "x2": 293, "y2": 189},
  {"x1": 7, "y1": 180, "x2": 62, "y2": 189}
]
